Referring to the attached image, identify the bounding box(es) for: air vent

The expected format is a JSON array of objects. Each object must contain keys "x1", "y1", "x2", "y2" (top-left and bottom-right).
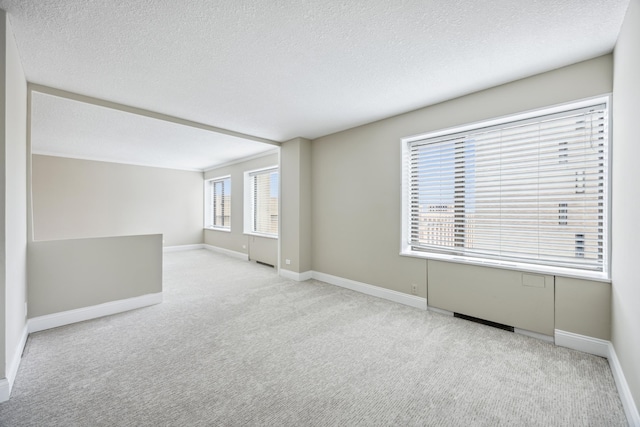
[
  {"x1": 454, "y1": 313, "x2": 514, "y2": 332},
  {"x1": 255, "y1": 261, "x2": 275, "y2": 268}
]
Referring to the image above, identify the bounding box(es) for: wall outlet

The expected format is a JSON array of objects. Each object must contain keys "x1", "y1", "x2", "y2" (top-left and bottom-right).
[
  {"x1": 285, "y1": 259, "x2": 291, "y2": 265},
  {"x1": 411, "y1": 284, "x2": 418, "y2": 295}
]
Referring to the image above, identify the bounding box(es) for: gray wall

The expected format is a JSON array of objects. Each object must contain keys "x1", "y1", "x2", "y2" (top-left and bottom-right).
[
  {"x1": 429, "y1": 261, "x2": 554, "y2": 335},
  {"x1": 612, "y1": 0, "x2": 640, "y2": 411},
  {"x1": 204, "y1": 152, "x2": 279, "y2": 265},
  {"x1": 28, "y1": 234, "x2": 162, "y2": 317},
  {"x1": 280, "y1": 137, "x2": 311, "y2": 274},
  {"x1": 311, "y1": 55, "x2": 613, "y2": 329},
  {"x1": 31, "y1": 155, "x2": 203, "y2": 247},
  {"x1": 1, "y1": 10, "x2": 28, "y2": 386},
  {"x1": 555, "y1": 277, "x2": 610, "y2": 340}
]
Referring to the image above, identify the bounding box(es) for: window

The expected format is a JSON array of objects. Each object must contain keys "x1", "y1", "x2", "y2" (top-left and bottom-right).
[
  {"x1": 402, "y1": 98, "x2": 610, "y2": 279},
  {"x1": 244, "y1": 167, "x2": 279, "y2": 237},
  {"x1": 204, "y1": 176, "x2": 231, "y2": 230}
]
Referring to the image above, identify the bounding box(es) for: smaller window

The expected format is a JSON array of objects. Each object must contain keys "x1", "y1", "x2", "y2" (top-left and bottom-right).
[
  {"x1": 244, "y1": 167, "x2": 279, "y2": 237},
  {"x1": 204, "y1": 176, "x2": 231, "y2": 230}
]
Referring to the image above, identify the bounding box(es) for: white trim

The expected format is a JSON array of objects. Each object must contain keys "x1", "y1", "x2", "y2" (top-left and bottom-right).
[
  {"x1": 204, "y1": 175, "x2": 232, "y2": 230},
  {"x1": 163, "y1": 244, "x2": 205, "y2": 253},
  {"x1": 402, "y1": 95, "x2": 612, "y2": 144},
  {"x1": 31, "y1": 151, "x2": 204, "y2": 172},
  {"x1": 280, "y1": 269, "x2": 313, "y2": 282},
  {"x1": 205, "y1": 227, "x2": 231, "y2": 233},
  {"x1": 515, "y1": 328, "x2": 554, "y2": 343},
  {"x1": 554, "y1": 330, "x2": 640, "y2": 426},
  {"x1": 311, "y1": 271, "x2": 427, "y2": 310},
  {"x1": 244, "y1": 165, "x2": 279, "y2": 238},
  {"x1": 203, "y1": 148, "x2": 279, "y2": 172},
  {"x1": 204, "y1": 244, "x2": 249, "y2": 261},
  {"x1": 400, "y1": 251, "x2": 611, "y2": 283},
  {"x1": 400, "y1": 95, "x2": 612, "y2": 283},
  {"x1": 8, "y1": 325, "x2": 29, "y2": 385},
  {"x1": 608, "y1": 343, "x2": 640, "y2": 427},
  {"x1": 0, "y1": 379, "x2": 9, "y2": 403},
  {"x1": 0, "y1": 325, "x2": 30, "y2": 402},
  {"x1": 554, "y1": 329, "x2": 609, "y2": 357},
  {"x1": 28, "y1": 292, "x2": 163, "y2": 333},
  {"x1": 427, "y1": 306, "x2": 454, "y2": 316}
]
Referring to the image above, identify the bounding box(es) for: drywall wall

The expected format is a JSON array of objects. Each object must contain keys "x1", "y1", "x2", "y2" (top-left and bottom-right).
[
  {"x1": 555, "y1": 277, "x2": 610, "y2": 340},
  {"x1": 311, "y1": 55, "x2": 612, "y2": 300},
  {"x1": 28, "y1": 234, "x2": 162, "y2": 317},
  {"x1": 204, "y1": 151, "x2": 279, "y2": 264},
  {"x1": 0, "y1": 9, "x2": 6, "y2": 383},
  {"x1": 31, "y1": 155, "x2": 203, "y2": 246},
  {"x1": 0, "y1": 10, "x2": 28, "y2": 400},
  {"x1": 428, "y1": 261, "x2": 554, "y2": 335},
  {"x1": 3, "y1": 10, "x2": 27, "y2": 384},
  {"x1": 612, "y1": 0, "x2": 640, "y2": 414},
  {"x1": 280, "y1": 137, "x2": 311, "y2": 274}
]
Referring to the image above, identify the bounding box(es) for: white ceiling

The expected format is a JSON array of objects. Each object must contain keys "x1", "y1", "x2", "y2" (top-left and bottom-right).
[
  {"x1": 30, "y1": 92, "x2": 277, "y2": 171},
  {"x1": 1, "y1": 0, "x2": 631, "y2": 170}
]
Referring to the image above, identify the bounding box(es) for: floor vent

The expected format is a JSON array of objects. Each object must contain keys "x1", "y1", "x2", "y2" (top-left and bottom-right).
[
  {"x1": 255, "y1": 261, "x2": 275, "y2": 268},
  {"x1": 454, "y1": 313, "x2": 514, "y2": 332}
]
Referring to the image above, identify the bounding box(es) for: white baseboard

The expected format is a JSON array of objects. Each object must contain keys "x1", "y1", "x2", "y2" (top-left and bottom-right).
[
  {"x1": 608, "y1": 342, "x2": 640, "y2": 426},
  {"x1": 28, "y1": 292, "x2": 163, "y2": 333},
  {"x1": 7, "y1": 325, "x2": 29, "y2": 385},
  {"x1": 554, "y1": 329, "x2": 609, "y2": 358},
  {"x1": 0, "y1": 379, "x2": 9, "y2": 403},
  {"x1": 280, "y1": 269, "x2": 313, "y2": 282},
  {"x1": 163, "y1": 244, "x2": 205, "y2": 252},
  {"x1": 0, "y1": 325, "x2": 29, "y2": 402},
  {"x1": 555, "y1": 330, "x2": 639, "y2": 426},
  {"x1": 311, "y1": 271, "x2": 427, "y2": 310},
  {"x1": 204, "y1": 244, "x2": 249, "y2": 261}
]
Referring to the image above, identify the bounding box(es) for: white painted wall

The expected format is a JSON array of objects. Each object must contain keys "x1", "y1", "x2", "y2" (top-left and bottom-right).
[
  {"x1": 612, "y1": 0, "x2": 640, "y2": 414},
  {"x1": 0, "y1": 10, "x2": 28, "y2": 400},
  {"x1": 31, "y1": 155, "x2": 204, "y2": 246},
  {"x1": 4, "y1": 8, "x2": 27, "y2": 383}
]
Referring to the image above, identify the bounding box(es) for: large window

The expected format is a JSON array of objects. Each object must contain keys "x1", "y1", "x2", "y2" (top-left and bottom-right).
[
  {"x1": 204, "y1": 176, "x2": 231, "y2": 230},
  {"x1": 402, "y1": 98, "x2": 610, "y2": 279},
  {"x1": 245, "y1": 167, "x2": 279, "y2": 237}
]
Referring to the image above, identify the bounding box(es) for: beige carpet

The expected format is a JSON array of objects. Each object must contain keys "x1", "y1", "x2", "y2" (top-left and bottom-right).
[{"x1": 0, "y1": 249, "x2": 627, "y2": 426}]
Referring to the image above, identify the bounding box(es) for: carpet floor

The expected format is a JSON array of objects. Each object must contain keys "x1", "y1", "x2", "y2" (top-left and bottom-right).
[{"x1": 0, "y1": 249, "x2": 627, "y2": 426}]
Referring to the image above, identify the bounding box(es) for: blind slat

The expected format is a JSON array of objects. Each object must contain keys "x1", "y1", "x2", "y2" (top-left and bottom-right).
[{"x1": 407, "y1": 102, "x2": 609, "y2": 273}]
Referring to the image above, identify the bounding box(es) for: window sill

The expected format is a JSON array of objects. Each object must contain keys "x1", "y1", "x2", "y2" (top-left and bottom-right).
[
  {"x1": 400, "y1": 249, "x2": 611, "y2": 283},
  {"x1": 204, "y1": 227, "x2": 231, "y2": 233},
  {"x1": 244, "y1": 232, "x2": 278, "y2": 240}
]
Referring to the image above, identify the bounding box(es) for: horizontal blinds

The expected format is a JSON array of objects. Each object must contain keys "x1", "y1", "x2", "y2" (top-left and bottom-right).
[
  {"x1": 251, "y1": 169, "x2": 279, "y2": 236},
  {"x1": 408, "y1": 103, "x2": 608, "y2": 272},
  {"x1": 212, "y1": 178, "x2": 231, "y2": 228}
]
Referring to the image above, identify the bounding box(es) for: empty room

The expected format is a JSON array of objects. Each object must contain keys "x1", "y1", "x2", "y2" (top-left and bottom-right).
[{"x1": 0, "y1": 0, "x2": 639, "y2": 425}]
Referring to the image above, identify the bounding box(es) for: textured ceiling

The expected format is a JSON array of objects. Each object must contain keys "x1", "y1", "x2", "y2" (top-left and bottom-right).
[{"x1": 1, "y1": 0, "x2": 631, "y2": 169}]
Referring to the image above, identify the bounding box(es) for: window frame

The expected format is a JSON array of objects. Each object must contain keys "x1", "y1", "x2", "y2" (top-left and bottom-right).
[
  {"x1": 204, "y1": 175, "x2": 231, "y2": 232},
  {"x1": 400, "y1": 95, "x2": 612, "y2": 282},
  {"x1": 243, "y1": 166, "x2": 279, "y2": 239}
]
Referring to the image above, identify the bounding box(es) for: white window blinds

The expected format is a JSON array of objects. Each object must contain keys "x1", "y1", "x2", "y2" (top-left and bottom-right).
[
  {"x1": 407, "y1": 102, "x2": 609, "y2": 274},
  {"x1": 250, "y1": 168, "x2": 279, "y2": 236},
  {"x1": 212, "y1": 177, "x2": 231, "y2": 229}
]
